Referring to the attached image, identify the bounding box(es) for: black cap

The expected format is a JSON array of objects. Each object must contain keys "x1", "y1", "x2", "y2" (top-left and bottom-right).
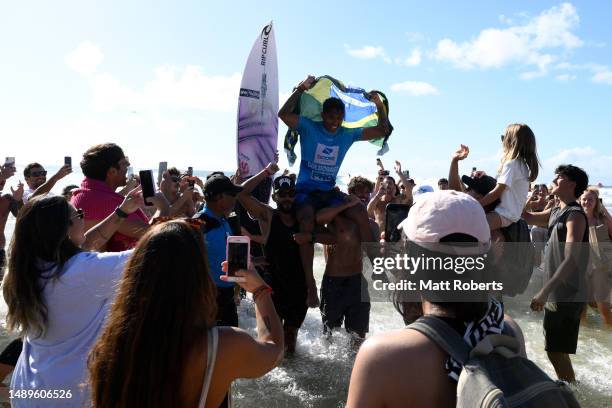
[
  {"x1": 204, "y1": 174, "x2": 243, "y2": 199},
  {"x1": 273, "y1": 175, "x2": 295, "y2": 192},
  {"x1": 461, "y1": 174, "x2": 497, "y2": 196}
]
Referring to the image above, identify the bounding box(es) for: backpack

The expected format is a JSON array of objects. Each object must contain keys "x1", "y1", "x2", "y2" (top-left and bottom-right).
[
  {"x1": 408, "y1": 316, "x2": 580, "y2": 408},
  {"x1": 497, "y1": 219, "x2": 535, "y2": 296}
]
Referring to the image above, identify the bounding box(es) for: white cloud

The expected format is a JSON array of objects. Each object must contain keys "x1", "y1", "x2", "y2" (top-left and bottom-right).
[
  {"x1": 433, "y1": 3, "x2": 582, "y2": 77},
  {"x1": 345, "y1": 45, "x2": 391, "y2": 63},
  {"x1": 541, "y1": 147, "x2": 612, "y2": 184},
  {"x1": 390, "y1": 81, "x2": 439, "y2": 96},
  {"x1": 395, "y1": 48, "x2": 422, "y2": 67},
  {"x1": 66, "y1": 43, "x2": 241, "y2": 113},
  {"x1": 555, "y1": 73, "x2": 576, "y2": 81},
  {"x1": 64, "y1": 41, "x2": 104, "y2": 75},
  {"x1": 592, "y1": 68, "x2": 612, "y2": 85}
]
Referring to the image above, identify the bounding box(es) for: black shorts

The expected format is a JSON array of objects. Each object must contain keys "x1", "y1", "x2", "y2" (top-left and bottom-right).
[
  {"x1": 0, "y1": 338, "x2": 23, "y2": 367},
  {"x1": 295, "y1": 189, "x2": 347, "y2": 212},
  {"x1": 543, "y1": 302, "x2": 584, "y2": 354},
  {"x1": 320, "y1": 274, "x2": 370, "y2": 335}
]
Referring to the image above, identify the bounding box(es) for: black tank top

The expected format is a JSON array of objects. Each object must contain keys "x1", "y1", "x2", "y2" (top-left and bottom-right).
[{"x1": 264, "y1": 211, "x2": 306, "y2": 291}]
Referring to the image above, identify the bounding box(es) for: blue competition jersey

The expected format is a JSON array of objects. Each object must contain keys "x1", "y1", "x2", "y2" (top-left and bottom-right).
[
  {"x1": 295, "y1": 116, "x2": 363, "y2": 192},
  {"x1": 197, "y1": 206, "x2": 234, "y2": 288}
]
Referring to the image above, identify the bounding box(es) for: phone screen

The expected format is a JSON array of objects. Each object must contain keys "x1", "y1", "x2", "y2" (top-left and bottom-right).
[
  {"x1": 228, "y1": 241, "x2": 249, "y2": 276},
  {"x1": 139, "y1": 170, "x2": 155, "y2": 205},
  {"x1": 385, "y1": 204, "x2": 411, "y2": 242},
  {"x1": 187, "y1": 166, "x2": 193, "y2": 177},
  {"x1": 157, "y1": 162, "x2": 168, "y2": 185},
  {"x1": 5, "y1": 157, "x2": 15, "y2": 167},
  {"x1": 64, "y1": 156, "x2": 72, "y2": 167}
]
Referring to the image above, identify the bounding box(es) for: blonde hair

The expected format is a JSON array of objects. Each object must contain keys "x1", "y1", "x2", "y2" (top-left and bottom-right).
[
  {"x1": 582, "y1": 187, "x2": 605, "y2": 220},
  {"x1": 499, "y1": 124, "x2": 540, "y2": 182}
]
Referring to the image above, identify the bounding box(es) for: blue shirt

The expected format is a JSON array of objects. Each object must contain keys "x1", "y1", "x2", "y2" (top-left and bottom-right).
[
  {"x1": 295, "y1": 116, "x2": 363, "y2": 192},
  {"x1": 197, "y1": 206, "x2": 234, "y2": 288}
]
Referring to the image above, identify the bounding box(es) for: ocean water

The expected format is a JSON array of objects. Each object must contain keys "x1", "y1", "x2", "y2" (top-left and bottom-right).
[{"x1": 0, "y1": 169, "x2": 611, "y2": 407}]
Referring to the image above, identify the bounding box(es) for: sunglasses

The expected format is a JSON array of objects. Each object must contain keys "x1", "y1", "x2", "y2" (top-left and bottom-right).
[
  {"x1": 29, "y1": 170, "x2": 47, "y2": 177},
  {"x1": 151, "y1": 216, "x2": 205, "y2": 231},
  {"x1": 69, "y1": 209, "x2": 84, "y2": 225}
]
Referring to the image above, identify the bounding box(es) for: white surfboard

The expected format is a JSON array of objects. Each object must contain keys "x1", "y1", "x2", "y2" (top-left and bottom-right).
[{"x1": 237, "y1": 21, "x2": 278, "y2": 184}]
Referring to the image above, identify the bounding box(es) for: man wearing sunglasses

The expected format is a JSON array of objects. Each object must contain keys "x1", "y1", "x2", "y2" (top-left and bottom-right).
[
  {"x1": 237, "y1": 163, "x2": 335, "y2": 353},
  {"x1": 22, "y1": 162, "x2": 72, "y2": 203}
]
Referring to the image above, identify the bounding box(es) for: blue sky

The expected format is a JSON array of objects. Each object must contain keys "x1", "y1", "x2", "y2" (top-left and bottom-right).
[{"x1": 1, "y1": 1, "x2": 611, "y2": 185}]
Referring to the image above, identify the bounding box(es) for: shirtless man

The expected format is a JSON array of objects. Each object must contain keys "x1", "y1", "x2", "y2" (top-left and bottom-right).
[{"x1": 368, "y1": 161, "x2": 413, "y2": 231}]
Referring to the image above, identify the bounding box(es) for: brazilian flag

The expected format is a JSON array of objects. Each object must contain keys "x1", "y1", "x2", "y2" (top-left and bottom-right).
[{"x1": 284, "y1": 75, "x2": 393, "y2": 166}]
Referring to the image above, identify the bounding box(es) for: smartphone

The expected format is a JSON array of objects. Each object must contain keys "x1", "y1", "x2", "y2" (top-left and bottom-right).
[
  {"x1": 4, "y1": 157, "x2": 15, "y2": 168},
  {"x1": 127, "y1": 166, "x2": 134, "y2": 180},
  {"x1": 157, "y1": 162, "x2": 168, "y2": 185},
  {"x1": 187, "y1": 166, "x2": 194, "y2": 176},
  {"x1": 402, "y1": 170, "x2": 410, "y2": 178},
  {"x1": 376, "y1": 158, "x2": 384, "y2": 169},
  {"x1": 64, "y1": 156, "x2": 72, "y2": 167},
  {"x1": 139, "y1": 170, "x2": 156, "y2": 206},
  {"x1": 472, "y1": 167, "x2": 477, "y2": 172},
  {"x1": 385, "y1": 204, "x2": 411, "y2": 242},
  {"x1": 226, "y1": 236, "x2": 249, "y2": 282}
]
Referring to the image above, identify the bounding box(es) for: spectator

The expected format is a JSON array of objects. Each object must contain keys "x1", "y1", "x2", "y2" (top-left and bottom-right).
[
  {"x1": 580, "y1": 187, "x2": 612, "y2": 325},
  {"x1": 61, "y1": 184, "x2": 79, "y2": 201},
  {"x1": 158, "y1": 167, "x2": 196, "y2": 217},
  {"x1": 22, "y1": 162, "x2": 72, "y2": 203},
  {"x1": 194, "y1": 173, "x2": 243, "y2": 327},
  {"x1": 523, "y1": 164, "x2": 589, "y2": 383},
  {"x1": 71, "y1": 143, "x2": 168, "y2": 251},
  {"x1": 368, "y1": 161, "x2": 413, "y2": 232},
  {"x1": 348, "y1": 176, "x2": 380, "y2": 239},
  {"x1": 437, "y1": 178, "x2": 449, "y2": 190},
  {"x1": 3, "y1": 190, "x2": 146, "y2": 407},
  {"x1": 88, "y1": 220, "x2": 283, "y2": 408},
  {"x1": 346, "y1": 191, "x2": 527, "y2": 407}
]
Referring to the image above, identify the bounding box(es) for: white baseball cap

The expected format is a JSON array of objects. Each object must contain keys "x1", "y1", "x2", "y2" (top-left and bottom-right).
[{"x1": 399, "y1": 190, "x2": 491, "y2": 255}]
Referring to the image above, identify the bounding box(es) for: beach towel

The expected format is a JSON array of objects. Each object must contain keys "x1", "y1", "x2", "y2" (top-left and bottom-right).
[{"x1": 283, "y1": 75, "x2": 393, "y2": 166}]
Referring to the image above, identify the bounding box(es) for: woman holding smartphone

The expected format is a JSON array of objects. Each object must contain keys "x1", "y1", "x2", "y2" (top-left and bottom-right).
[
  {"x1": 3, "y1": 189, "x2": 146, "y2": 407},
  {"x1": 88, "y1": 220, "x2": 283, "y2": 408}
]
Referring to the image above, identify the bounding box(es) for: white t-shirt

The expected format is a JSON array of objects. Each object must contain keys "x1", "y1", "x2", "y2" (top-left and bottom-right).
[
  {"x1": 494, "y1": 159, "x2": 530, "y2": 222},
  {"x1": 22, "y1": 188, "x2": 35, "y2": 203},
  {"x1": 11, "y1": 250, "x2": 132, "y2": 407}
]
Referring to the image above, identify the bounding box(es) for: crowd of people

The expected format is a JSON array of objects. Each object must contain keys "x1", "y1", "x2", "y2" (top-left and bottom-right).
[{"x1": 0, "y1": 75, "x2": 609, "y2": 407}]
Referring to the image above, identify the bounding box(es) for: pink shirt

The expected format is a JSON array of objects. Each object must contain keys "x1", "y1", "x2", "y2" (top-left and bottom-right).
[{"x1": 71, "y1": 178, "x2": 148, "y2": 252}]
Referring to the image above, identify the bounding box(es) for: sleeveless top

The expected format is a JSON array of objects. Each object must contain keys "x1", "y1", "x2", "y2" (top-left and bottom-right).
[
  {"x1": 545, "y1": 203, "x2": 589, "y2": 302},
  {"x1": 197, "y1": 327, "x2": 219, "y2": 408},
  {"x1": 588, "y1": 222, "x2": 612, "y2": 272},
  {"x1": 264, "y1": 211, "x2": 306, "y2": 294}
]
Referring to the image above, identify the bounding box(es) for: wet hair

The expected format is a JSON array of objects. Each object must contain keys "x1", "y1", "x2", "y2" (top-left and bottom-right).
[
  {"x1": 3, "y1": 196, "x2": 81, "y2": 337},
  {"x1": 555, "y1": 164, "x2": 589, "y2": 198},
  {"x1": 322, "y1": 97, "x2": 345, "y2": 115},
  {"x1": 348, "y1": 176, "x2": 374, "y2": 194},
  {"x1": 23, "y1": 163, "x2": 44, "y2": 178},
  {"x1": 80, "y1": 143, "x2": 125, "y2": 181},
  {"x1": 500, "y1": 124, "x2": 540, "y2": 182},
  {"x1": 89, "y1": 221, "x2": 217, "y2": 407},
  {"x1": 393, "y1": 233, "x2": 489, "y2": 325}
]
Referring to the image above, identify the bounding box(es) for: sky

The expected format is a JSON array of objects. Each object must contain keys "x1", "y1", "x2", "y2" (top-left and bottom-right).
[{"x1": 1, "y1": 0, "x2": 611, "y2": 186}]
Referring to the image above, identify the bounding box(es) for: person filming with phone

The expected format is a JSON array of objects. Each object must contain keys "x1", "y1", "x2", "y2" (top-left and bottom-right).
[{"x1": 22, "y1": 161, "x2": 72, "y2": 203}]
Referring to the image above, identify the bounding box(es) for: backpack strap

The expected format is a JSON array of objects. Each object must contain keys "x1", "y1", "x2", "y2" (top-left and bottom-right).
[{"x1": 407, "y1": 316, "x2": 470, "y2": 365}]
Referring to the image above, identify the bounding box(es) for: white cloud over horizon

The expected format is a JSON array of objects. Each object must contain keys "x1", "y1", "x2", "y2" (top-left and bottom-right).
[
  {"x1": 390, "y1": 81, "x2": 439, "y2": 96},
  {"x1": 433, "y1": 3, "x2": 583, "y2": 78},
  {"x1": 66, "y1": 41, "x2": 242, "y2": 113}
]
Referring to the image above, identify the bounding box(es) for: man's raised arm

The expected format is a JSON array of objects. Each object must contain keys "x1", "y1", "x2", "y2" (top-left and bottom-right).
[
  {"x1": 361, "y1": 93, "x2": 391, "y2": 141},
  {"x1": 237, "y1": 162, "x2": 279, "y2": 223},
  {"x1": 278, "y1": 75, "x2": 315, "y2": 130}
]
